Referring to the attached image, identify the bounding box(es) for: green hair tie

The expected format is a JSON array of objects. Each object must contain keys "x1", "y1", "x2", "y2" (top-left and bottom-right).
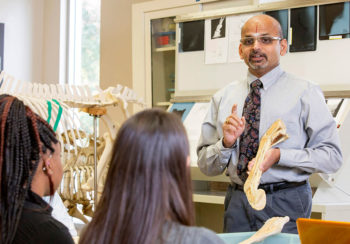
[{"x1": 52, "y1": 99, "x2": 63, "y2": 132}]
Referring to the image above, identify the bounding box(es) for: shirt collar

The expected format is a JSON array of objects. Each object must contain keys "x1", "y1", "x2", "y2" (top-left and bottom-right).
[
  {"x1": 24, "y1": 190, "x2": 53, "y2": 214},
  {"x1": 247, "y1": 65, "x2": 284, "y2": 90}
]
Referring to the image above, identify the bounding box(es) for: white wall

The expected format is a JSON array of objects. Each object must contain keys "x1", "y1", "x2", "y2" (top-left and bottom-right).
[
  {"x1": 0, "y1": 0, "x2": 44, "y2": 82},
  {"x1": 42, "y1": 0, "x2": 61, "y2": 84},
  {"x1": 281, "y1": 39, "x2": 350, "y2": 90},
  {"x1": 100, "y1": 0, "x2": 150, "y2": 125},
  {"x1": 100, "y1": 0, "x2": 149, "y2": 90}
]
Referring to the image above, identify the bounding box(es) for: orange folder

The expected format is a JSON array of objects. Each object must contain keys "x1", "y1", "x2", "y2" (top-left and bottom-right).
[{"x1": 297, "y1": 218, "x2": 350, "y2": 244}]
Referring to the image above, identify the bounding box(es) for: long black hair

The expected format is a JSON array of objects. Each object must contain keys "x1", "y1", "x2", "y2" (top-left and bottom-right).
[
  {"x1": 0, "y1": 94, "x2": 58, "y2": 244},
  {"x1": 79, "y1": 109, "x2": 194, "y2": 244}
]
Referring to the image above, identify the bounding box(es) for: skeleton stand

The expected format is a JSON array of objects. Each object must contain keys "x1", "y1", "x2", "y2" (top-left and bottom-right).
[{"x1": 85, "y1": 106, "x2": 107, "y2": 209}]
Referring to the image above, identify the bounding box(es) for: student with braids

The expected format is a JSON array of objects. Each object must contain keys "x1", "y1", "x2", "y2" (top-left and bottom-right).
[
  {"x1": 79, "y1": 109, "x2": 225, "y2": 244},
  {"x1": 0, "y1": 94, "x2": 74, "y2": 244}
]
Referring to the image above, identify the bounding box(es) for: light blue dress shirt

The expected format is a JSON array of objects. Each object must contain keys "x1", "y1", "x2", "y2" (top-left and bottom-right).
[{"x1": 197, "y1": 65, "x2": 343, "y2": 185}]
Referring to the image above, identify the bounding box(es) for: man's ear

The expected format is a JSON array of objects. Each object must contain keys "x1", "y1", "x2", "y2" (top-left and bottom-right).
[
  {"x1": 239, "y1": 43, "x2": 244, "y2": 60},
  {"x1": 280, "y1": 39, "x2": 288, "y2": 56}
]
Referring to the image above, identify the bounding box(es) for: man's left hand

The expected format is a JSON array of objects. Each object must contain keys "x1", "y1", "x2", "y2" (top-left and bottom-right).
[{"x1": 247, "y1": 148, "x2": 280, "y2": 173}]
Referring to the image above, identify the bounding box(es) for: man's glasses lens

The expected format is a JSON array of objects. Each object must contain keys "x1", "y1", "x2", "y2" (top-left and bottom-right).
[{"x1": 240, "y1": 36, "x2": 281, "y2": 46}]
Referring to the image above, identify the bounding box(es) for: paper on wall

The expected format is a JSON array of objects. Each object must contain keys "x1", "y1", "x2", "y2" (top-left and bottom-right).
[{"x1": 205, "y1": 17, "x2": 229, "y2": 64}]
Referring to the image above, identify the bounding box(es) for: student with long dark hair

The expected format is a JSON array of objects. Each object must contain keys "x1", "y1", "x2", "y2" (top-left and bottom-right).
[
  {"x1": 0, "y1": 94, "x2": 74, "y2": 244},
  {"x1": 79, "y1": 109, "x2": 225, "y2": 244}
]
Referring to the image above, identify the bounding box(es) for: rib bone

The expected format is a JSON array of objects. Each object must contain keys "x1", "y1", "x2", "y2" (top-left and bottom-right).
[{"x1": 243, "y1": 119, "x2": 289, "y2": 210}]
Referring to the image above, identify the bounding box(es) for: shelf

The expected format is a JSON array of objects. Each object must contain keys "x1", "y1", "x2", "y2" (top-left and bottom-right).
[
  {"x1": 155, "y1": 46, "x2": 175, "y2": 52},
  {"x1": 193, "y1": 191, "x2": 226, "y2": 204},
  {"x1": 191, "y1": 166, "x2": 230, "y2": 182},
  {"x1": 191, "y1": 166, "x2": 228, "y2": 205},
  {"x1": 155, "y1": 101, "x2": 172, "y2": 107},
  {"x1": 154, "y1": 31, "x2": 176, "y2": 36}
]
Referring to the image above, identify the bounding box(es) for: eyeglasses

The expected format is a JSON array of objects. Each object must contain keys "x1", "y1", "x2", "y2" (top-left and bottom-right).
[{"x1": 240, "y1": 36, "x2": 282, "y2": 46}]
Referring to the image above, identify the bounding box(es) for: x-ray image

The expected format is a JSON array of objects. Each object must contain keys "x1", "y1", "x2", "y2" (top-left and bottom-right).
[
  {"x1": 319, "y1": 2, "x2": 350, "y2": 40},
  {"x1": 211, "y1": 17, "x2": 226, "y2": 39},
  {"x1": 180, "y1": 20, "x2": 204, "y2": 52}
]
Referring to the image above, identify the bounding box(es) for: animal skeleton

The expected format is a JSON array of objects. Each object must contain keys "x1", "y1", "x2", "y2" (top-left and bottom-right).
[
  {"x1": 0, "y1": 70, "x2": 146, "y2": 221},
  {"x1": 59, "y1": 132, "x2": 102, "y2": 223},
  {"x1": 81, "y1": 132, "x2": 113, "y2": 200},
  {"x1": 0, "y1": 71, "x2": 145, "y2": 144}
]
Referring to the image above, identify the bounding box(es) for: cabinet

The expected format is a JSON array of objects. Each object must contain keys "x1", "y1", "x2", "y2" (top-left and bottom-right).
[
  {"x1": 150, "y1": 17, "x2": 176, "y2": 108},
  {"x1": 132, "y1": 1, "x2": 199, "y2": 109},
  {"x1": 132, "y1": 0, "x2": 253, "y2": 108}
]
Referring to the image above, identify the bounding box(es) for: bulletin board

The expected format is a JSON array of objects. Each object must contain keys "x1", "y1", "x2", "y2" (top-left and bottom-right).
[{"x1": 174, "y1": 1, "x2": 350, "y2": 99}]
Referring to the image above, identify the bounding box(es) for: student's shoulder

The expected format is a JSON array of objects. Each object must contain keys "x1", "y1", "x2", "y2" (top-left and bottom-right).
[
  {"x1": 36, "y1": 216, "x2": 75, "y2": 243},
  {"x1": 14, "y1": 215, "x2": 74, "y2": 244}
]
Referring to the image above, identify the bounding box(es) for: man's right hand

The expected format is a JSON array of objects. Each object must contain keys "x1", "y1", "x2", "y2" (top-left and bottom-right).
[{"x1": 222, "y1": 104, "x2": 245, "y2": 148}]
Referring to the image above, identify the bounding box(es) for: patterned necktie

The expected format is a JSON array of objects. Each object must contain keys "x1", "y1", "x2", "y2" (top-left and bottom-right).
[{"x1": 237, "y1": 79, "x2": 263, "y2": 182}]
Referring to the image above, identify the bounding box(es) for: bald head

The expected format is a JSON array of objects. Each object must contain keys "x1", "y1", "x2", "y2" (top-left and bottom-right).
[
  {"x1": 238, "y1": 14, "x2": 288, "y2": 77},
  {"x1": 241, "y1": 14, "x2": 283, "y2": 39}
]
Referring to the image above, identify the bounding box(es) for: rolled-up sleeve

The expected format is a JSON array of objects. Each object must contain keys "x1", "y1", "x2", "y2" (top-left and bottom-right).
[{"x1": 197, "y1": 96, "x2": 237, "y2": 176}]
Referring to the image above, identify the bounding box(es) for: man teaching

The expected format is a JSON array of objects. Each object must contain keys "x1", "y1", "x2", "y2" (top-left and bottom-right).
[{"x1": 197, "y1": 14, "x2": 342, "y2": 234}]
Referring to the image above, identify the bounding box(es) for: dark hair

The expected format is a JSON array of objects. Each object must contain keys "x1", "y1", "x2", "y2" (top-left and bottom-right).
[
  {"x1": 0, "y1": 94, "x2": 58, "y2": 244},
  {"x1": 79, "y1": 109, "x2": 194, "y2": 244}
]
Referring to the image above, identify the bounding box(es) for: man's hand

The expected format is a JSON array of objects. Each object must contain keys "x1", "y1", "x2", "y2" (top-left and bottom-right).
[
  {"x1": 247, "y1": 148, "x2": 281, "y2": 173},
  {"x1": 223, "y1": 104, "x2": 245, "y2": 148}
]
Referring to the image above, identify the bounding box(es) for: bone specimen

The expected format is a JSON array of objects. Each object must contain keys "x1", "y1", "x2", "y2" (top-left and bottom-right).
[
  {"x1": 239, "y1": 216, "x2": 290, "y2": 244},
  {"x1": 244, "y1": 119, "x2": 289, "y2": 210}
]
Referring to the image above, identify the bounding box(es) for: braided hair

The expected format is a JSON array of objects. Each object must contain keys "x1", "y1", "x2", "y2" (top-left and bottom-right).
[{"x1": 0, "y1": 94, "x2": 58, "y2": 244}]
